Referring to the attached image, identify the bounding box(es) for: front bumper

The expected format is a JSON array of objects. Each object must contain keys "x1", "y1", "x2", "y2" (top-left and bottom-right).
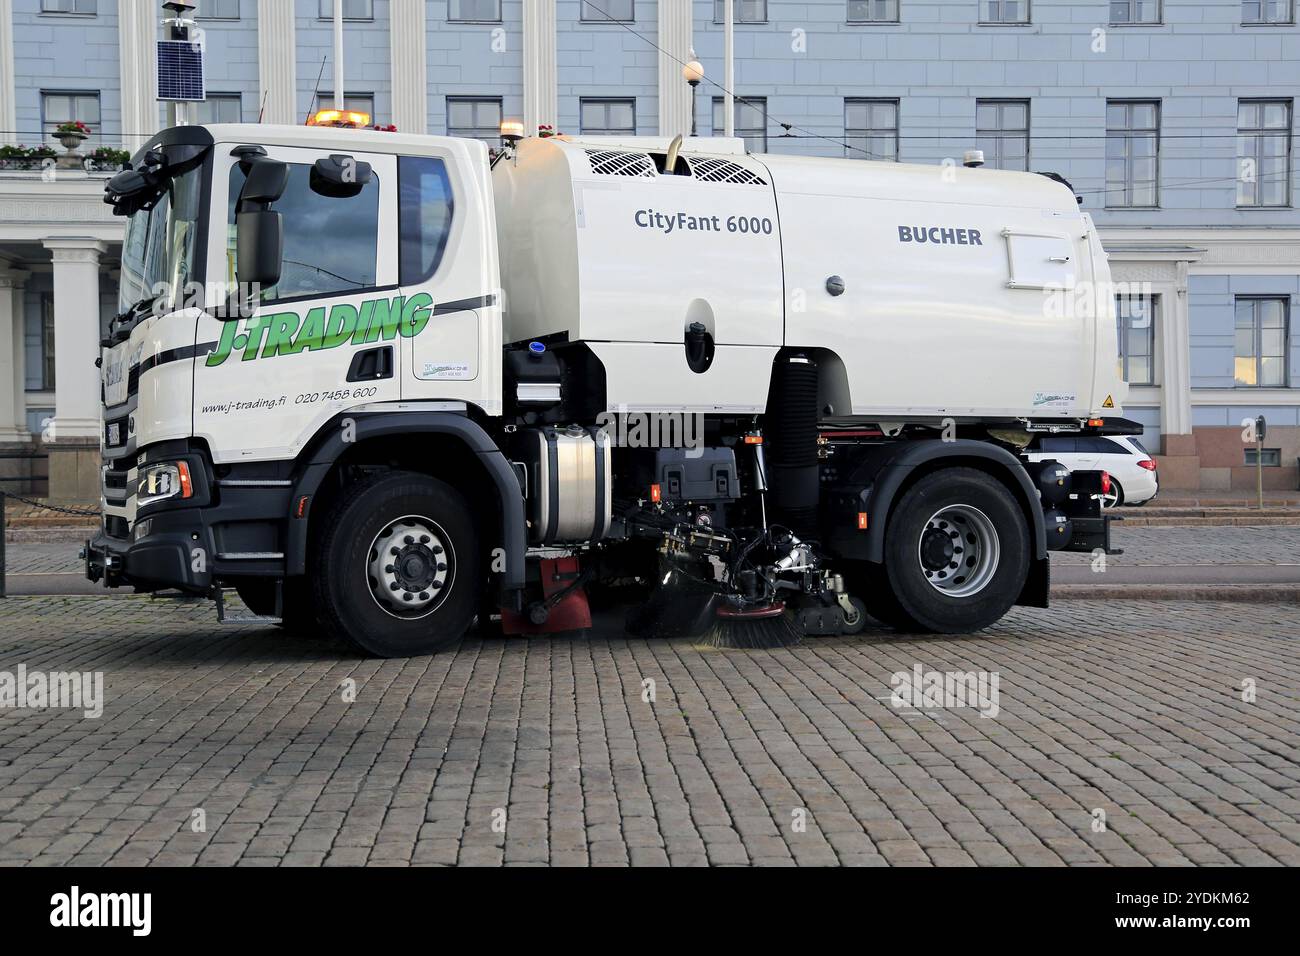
[
  {"x1": 84, "y1": 507, "x2": 212, "y2": 593},
  {"x1": 85, "y1": 440, "x2": 294, "y2": 594}
]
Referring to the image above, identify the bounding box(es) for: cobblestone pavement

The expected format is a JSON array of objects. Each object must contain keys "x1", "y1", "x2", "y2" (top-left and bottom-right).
[
  {"x1": 0, "y1": 595, "x2": 1297, "y2": 866},
  {"x1": 1050, "y1": 525, "x2": 1300, "y2": 568}
]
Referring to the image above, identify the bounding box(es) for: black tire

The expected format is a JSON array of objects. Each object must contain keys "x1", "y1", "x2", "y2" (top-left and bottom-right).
[
  {"x1": 233, "y1": 577, "x2": 315, "y2": 634},
  {"x1": 313, "y1": 470, "x2": 480, "y2": 657},
  {"x1": 875, "y1": 467, "x2": 1030, "y2": 634}
]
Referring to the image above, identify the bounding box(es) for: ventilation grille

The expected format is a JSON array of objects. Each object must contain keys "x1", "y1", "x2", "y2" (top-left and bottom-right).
[
  {"x1": 688, "y1": 156, "x2": 767, "y2": 186},
  {"x1": 585, "y1": 148, "x2": 656, "y2": 178}
]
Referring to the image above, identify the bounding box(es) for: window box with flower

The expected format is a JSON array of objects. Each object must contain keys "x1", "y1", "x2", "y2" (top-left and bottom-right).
[{"x1": 0, "y1": 144, "x2": 58, "y2": 169}]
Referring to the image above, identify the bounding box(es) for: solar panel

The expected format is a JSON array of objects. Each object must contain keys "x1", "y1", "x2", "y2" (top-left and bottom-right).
[{"x1": 157, "y1": 39, "x2": 206, "y2": 102}]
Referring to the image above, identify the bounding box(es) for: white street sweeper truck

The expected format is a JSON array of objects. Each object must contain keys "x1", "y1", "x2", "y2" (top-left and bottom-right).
[{"x1": 85, "y1": 120, "x2": 1131, "y2": 656}]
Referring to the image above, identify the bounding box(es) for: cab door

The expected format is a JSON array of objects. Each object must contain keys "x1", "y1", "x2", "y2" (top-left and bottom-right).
[
  {"x1": 193, "y1": 143, "x2": 399, "y2": 464},
  {"x1": 396, "y1": 139, "x2": 503, "y2": 417}
]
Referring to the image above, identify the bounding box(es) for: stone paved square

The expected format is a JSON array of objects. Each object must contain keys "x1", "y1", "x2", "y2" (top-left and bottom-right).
[{"x1": 0, "y1": 594, "x2": 1296, "y2": 866}]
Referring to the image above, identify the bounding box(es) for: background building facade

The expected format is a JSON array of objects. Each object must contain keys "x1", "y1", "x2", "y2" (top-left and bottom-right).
[{"x1": 1, "y1": 0, "x2": 1297, "y2": 497}]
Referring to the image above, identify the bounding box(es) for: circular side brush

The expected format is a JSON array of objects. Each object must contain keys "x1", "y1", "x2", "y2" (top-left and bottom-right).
[{"x1": 698, "y1": 601, "x2": 803, "y2": 649}]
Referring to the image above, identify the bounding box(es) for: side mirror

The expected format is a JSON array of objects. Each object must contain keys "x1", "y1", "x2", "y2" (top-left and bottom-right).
[
  {"x1": 236, "y1": 209, "x2": 283, "y2": 287},
  {"x1": 103, "y1": 168, "x2": 152, "y2": 215},
  {"x1": 237, "y1": 157, "x2": 288, "y2": 210},
  {"x1": 311, "y1": 153, "x2": 372, "y2": 198},
  {"x1": 233, "y1": 156, "x2": 288, "y2": 293}
]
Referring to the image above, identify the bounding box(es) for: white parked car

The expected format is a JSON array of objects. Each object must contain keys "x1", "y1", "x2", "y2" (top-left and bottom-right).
[{"x1": 1026, "y1": 435, "x2": 1159, "y2": 508}]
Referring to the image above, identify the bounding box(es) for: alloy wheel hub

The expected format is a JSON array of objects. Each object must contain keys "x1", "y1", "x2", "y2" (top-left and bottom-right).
[
  {"x1": 367, "y1": 517, "x2": 453, "y2": 618},
  {"x1": 917, "y1": 504, "x2": 999, "y2": 599}
]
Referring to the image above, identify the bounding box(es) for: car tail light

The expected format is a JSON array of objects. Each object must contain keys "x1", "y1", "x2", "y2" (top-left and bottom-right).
[
  {"x1": 1137, "y1": 459, "x2": 1157, "y2": 471},
  {"x1": 1100, "y1": 471, "x2": 1111, "y2": 495}
]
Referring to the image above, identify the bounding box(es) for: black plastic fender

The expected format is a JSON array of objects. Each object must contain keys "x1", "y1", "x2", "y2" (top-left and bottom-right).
[
  {"x1": 286, "y1": 411, "x2": 526, "y2": 596},
  {"x1": 823, "y1": 438, "x2": 1047, "y2": 564}
]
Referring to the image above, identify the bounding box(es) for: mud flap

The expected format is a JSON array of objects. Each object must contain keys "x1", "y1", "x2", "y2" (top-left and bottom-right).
[{"x1": 1016, "y1": 556, "x2": 1050, "y2": 609}]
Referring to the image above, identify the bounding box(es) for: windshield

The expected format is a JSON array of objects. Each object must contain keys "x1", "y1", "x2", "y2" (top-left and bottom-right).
[{"x1": 118, "y1": 162, "x2": 204, "y2": 315}]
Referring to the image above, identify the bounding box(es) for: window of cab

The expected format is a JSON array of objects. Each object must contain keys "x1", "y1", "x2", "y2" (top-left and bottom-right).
[
  {"x1": 398, "y1": 156, "x2": 454, "y2": 286},
  {"x1": 226, "y1": 160, "x2": 381, "y2": 303}
]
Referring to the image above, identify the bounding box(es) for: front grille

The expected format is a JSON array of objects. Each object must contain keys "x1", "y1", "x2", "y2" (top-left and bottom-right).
[{"x1": 104, "y1": 514, "x2": 129, "y2": 539}]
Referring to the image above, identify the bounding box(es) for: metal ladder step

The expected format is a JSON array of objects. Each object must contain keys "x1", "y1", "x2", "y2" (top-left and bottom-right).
[{"x1": 214, "y1": 587, "x2": 282, "y2": 625}]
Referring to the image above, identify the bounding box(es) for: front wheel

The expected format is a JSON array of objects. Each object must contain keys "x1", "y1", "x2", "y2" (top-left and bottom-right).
[
  {"x1": 875, "y1": 467, "x2": 1030, "y2": 633},
  {"x1": 313, "y1": 470, "x2": 481, "y2": 657}
]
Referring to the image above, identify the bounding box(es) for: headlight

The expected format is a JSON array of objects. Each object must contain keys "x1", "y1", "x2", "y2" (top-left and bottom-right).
[{"x1": 136, "y1": 461, "x2": 193, "y2": 507}]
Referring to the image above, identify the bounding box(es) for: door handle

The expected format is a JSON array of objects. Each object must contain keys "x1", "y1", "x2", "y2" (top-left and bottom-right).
[{"x1": 347, "y1": 345, "x2": 393, "y2": 382}]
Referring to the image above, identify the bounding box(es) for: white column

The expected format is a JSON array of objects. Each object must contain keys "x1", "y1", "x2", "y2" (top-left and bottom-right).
[
  {"x1": 657, "y1": 0, "x2": 694, "y2": 138},
  {"x1": 722, "y1": 0, "x2": 734, "y2": 137},
  {"x1": 0, "y1": 0, "x2": 16, "y2": 146},
  {"x1": 119, "y1": 0, "x2": 159, "y2": 143},
  {"x1": 258, "y1": 0, "x2": 298, "y2": 125},
  {"x1": 523, "y1": 0, "x2": 557, "y2": 134},
  {"x1": 0, "y1": 267, "x2": 30, "y2": 443},
  {"x1": 1160, "y1": 260, "x2": 1194, "y2": 438},
  {"x1": 390, "y1": 0, "x2": 428, "y2": 133},
  {"x1": 43, "y1": 240, "x2": 106, "y2": 441}
]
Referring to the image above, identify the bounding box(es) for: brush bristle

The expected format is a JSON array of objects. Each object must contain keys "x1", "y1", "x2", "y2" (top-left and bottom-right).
[{"x1": 697, "y1": 612, "x2": 803, "y2": 649}]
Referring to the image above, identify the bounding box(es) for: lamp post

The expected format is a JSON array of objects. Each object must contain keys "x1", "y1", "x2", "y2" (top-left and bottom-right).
[
  {"x1": 161, "y1": 0, "x2": 198, "y2": 127},
  {"x1": 683, "y1": 53, "x2": 704, "y2": 137},
  {"x1": 332, "y1": 0, "x2": 345, "y2": 110}
]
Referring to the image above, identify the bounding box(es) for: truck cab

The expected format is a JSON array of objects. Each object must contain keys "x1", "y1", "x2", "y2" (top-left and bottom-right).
[{"x1": 89, "y1": 124, "x2": 522, "y2": 647}]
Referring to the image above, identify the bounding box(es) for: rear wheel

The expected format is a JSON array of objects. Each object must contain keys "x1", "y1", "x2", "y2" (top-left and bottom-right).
[
  {"x1": 874, "y1": 467, "x2": 1030, "y2": 633},
  {"x1": 313, "y1": 470, "x2": 480, "y2": 657}
]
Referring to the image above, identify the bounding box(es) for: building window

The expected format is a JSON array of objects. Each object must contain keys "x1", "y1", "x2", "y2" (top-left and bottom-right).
[
  {"x1": 1237, "y1": 100, "x2": 1293, "y2": 208},
  {"x1": 1235, "y1": 297, "x2": 1289, "y2": 387},
  {"x1": 26, "y1": 294, "x2": 56, "y2": 391},
  {"x1": 980, "y1": 1, "x2": 1029, "y2": 23},
  {"x1": 581, "y1": 0, "x2": 633, "y2": 21},
  {"x1": 975, "y1": 99, "x2": 1028, "y2": 171},
  {"x1": 580, "y1": 98, "x2": 636, "y2": 136},
  {"x1": 1110, "y1": 1, "x2": 1160, "y2": 23},
  {"x1": 319, "y1": 0, "x2": 373, "y2": 18},
  {"x1": 40, "y1": 91, "x2": 101, "y2": 148},
  {"x1": 714, "y1": 1, "x2": 767, "y2": 23},
  {"x1": 194, "y1": 94, "x2": 242, "y2": 124},
  {"x1": 447, "y1": 97, "x2": 503, "y2": 144},
  {"x1": 1245, "y1": 447, "x2": 1282, "y2": 466},
  {"x1": 1242, "y1": 0, "x2": 1294, "y2": 24},
  {"x1": 1116, "y1": 294, "x2": 1156, "y2": 386},
  {"x1": 1105, "y1": 100, "x2": 1160, "y2": 207},
  {"x1": 713, "y1": 97, "x2": 767, "y2": 153},
  {"x1": 845, "y1": 99, "x2": 898, "y2": 162},
  {"x1": 847, "y1": 0, "x2": 899, "y2": 21},
  {"x1": 206, "y1": 0, "x2": 240, "y2": 19},
  {"x1": 449, "y1": 0, "x2": 502, "y2": 22},
  {"x1": 41, "y1": 0, "x2": 96, "y2": 13},
  {"x1": 317, "y1": 93, "x2": 375, "y2": 119},
  {"x1": 227, "y1": 162, "x2": 380, "y2": 302}
]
